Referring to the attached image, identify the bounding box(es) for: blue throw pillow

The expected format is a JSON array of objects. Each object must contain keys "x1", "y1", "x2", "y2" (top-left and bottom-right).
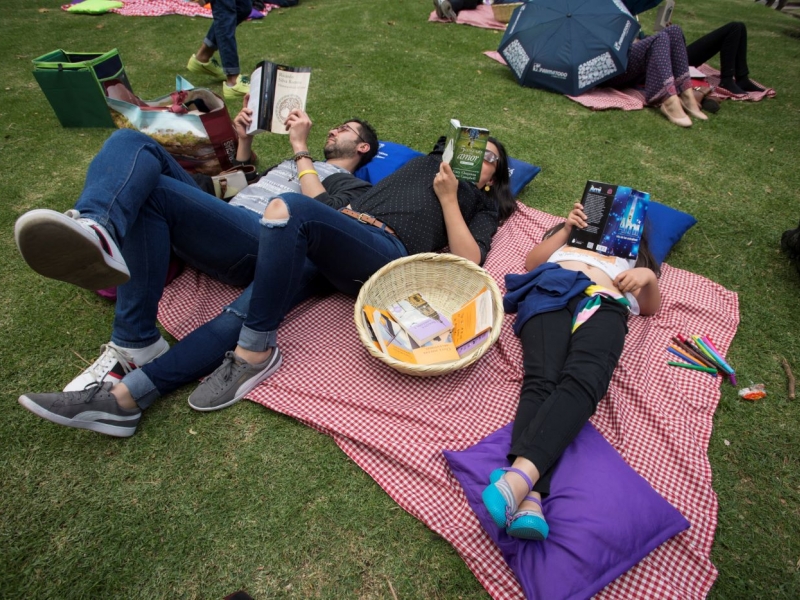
[
  {"x1": 354, "y1": 141, "x2": 423, "y2": 184},
  {"x1": 355, "y1": 141, "x2": 541, "y2": 197},
  {"x1": 507, "y1": 157, "x2": 541, "y2": 198},
  {"x1": 645, "y1": 202, "x2": 697, "y2": 264},
  {"x1": 444, "y1": 423, "x2": 690, "y2": 600}
]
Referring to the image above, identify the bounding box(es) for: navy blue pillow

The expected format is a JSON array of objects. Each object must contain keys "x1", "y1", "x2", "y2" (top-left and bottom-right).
[
  {"x1": 507, "y1": 157, "x2": 541, "y2": 198},
  {"x1": 645, "y1": 202, "x2": 697, "y2": 264},
  {"x1": 354, "y1": 141, "x2": 423, "y2": 184}
]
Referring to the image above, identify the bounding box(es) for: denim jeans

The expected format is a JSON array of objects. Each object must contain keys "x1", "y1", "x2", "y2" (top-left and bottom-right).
[
  {"x1": 127, "y1": 271, "x2": 334, "y2": 410},
  {"x1": 74, "y1": 129, "x2": 263, "y2": 405},
  {"x1": 204, "y1": 0, "x2": 253, "y2": 76},
  {"x1": 239, "y1": 193, "x2": 408, "y2": 351}
]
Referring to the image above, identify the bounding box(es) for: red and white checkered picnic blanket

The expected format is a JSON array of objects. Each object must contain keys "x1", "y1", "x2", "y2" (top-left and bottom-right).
[
  {"x1": 158, "y1": 204, "x2": 737, "y2": 599},
  {"x1": 484, "y1": 51, "x2": 774, "y2": 110},
  {"x1": 61, "y1": 0, "x2": 279, "y2": 18}
]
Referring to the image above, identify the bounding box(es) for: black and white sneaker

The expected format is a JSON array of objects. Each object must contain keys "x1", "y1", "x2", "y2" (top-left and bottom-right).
[
  {"x1": 19, "y1": 383, "x2": 141, "y2": 438},
  {"x1": 64, "y1": 340, "x2": 170, "y2": 392},
  {"x1": 188, "y1": 348, "x2": 282, "y2": 412},
  {"x1": 15, "y1": 208, "x2": 130, "y2": 290}
]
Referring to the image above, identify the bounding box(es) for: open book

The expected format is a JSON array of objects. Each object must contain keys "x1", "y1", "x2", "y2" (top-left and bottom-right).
[
  {"x1": 441, "y1": 118, "x2": 490, "y2": 183},
  {"x1": 568, "y1": 180, "x2": 650, "y2": 260},
  {"x1": 246, "y1": 61, "x2": 311, "y2": 135}
]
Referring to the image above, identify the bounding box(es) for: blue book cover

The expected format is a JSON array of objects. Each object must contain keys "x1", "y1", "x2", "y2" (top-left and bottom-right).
[{"x1": 568, "y1": 181, "x2": 650, "y2": 260}]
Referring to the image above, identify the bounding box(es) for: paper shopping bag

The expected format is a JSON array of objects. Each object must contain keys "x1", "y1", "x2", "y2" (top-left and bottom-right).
[{"x1": 105, "y1": 76, "x2": 238, "y2": 175}]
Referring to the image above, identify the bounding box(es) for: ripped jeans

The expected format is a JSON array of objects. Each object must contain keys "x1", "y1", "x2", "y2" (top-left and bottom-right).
[{"x1": 238, "y1": 193, "x2": 408, "y2": 352}]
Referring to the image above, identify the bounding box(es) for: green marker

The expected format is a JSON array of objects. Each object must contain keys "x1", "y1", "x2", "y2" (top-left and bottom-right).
[{"x1": 668, "y1": 361, "x2": 718, "y2": 375}]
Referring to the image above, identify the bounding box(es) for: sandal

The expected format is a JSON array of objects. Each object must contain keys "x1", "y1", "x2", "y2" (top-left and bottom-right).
[
  {"x1": 506, "y1": 495, "x2": 549, "y2": 540},
  {"x1": 481, "y1": 467, "x2": 533, "y2": 528}
]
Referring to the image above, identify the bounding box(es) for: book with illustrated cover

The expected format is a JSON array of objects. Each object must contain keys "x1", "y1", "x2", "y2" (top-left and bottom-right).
[
  {"x1": 363, "y1": 306, "x2": 459, "y2": 365},
  {"x1": 387, "y1": 293, "x2": 452, "y2": 346},
  {"x1": 246, "y1": 61, "x2": 311, "y2": 135},
  {"x1": 440, "y1": 118, "x2": 490, "y2": 183},
  {"x1": 451, "y1": 287, "x2": 493, "y2": 354},
  {"x1": 568, "y1": 180, "x2": 650, "y2": 260}
]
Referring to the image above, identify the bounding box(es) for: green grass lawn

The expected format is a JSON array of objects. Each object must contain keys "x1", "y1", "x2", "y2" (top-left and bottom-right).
[{"x1": 1, "y1": 0, "x2": 799, "y2": 597}]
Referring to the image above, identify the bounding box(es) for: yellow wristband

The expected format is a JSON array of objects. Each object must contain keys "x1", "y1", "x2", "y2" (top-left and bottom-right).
[{"x1": 298, "y1": 169, "x2": 318, "y2": 179}]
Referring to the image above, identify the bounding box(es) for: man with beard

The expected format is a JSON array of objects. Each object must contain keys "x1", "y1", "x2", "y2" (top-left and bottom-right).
[{"x1": 14, "y1": 103, "x2": 378, "y2": 437}]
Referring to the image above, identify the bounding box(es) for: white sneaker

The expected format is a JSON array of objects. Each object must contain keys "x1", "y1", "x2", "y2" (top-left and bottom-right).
[
  {"x1": 15, "y1": 208, "x2": 130, "y2": 290},
  {"x1": 64, "y1": 339, "x2": 169, "y2": 392}
]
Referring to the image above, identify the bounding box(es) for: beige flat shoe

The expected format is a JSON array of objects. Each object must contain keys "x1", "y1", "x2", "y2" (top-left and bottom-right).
[
  {"x1": 680, "y1": 89, "x2": 708, "y2": 121},
  {"x1": 660, "y1": 96, "x2": 692, "y2": 128}
]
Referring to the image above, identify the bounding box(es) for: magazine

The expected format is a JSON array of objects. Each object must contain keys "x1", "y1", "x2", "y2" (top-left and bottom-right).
[
  {"x1": 387, "y1": 293, "x2": 452, "y2": 346},
  {"x1": 364, "y1": 306, "x2": 459, "y2": 365},
  {"x1": 451, "y1": 287, "x2": 493, "y2": 355},
  {"x1": 246, "y1": 61, "x2": 311, "y2": 135},
  {"x1": 568, "y1": 180, "x2": 650, "y2": 260},
  {"x1": 440, "y1": 118, "x2": 490, "y2": 183}
]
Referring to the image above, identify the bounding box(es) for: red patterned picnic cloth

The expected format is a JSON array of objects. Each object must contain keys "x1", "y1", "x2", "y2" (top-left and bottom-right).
[
  {"x1": 158, "y1": 204, "x2": 736, "y2": 599},
  {"x1": 697, "y1": 64, "x2": 776, "y2": 102},
  {"x1": 485, "y1": 51, "x2": 774, "y2": 110},
  {"x1": 61, "y1": 0, "x2": 278, "y2": 18},
  {"x1": 429, "y1": 3, "x2": 506, "y2": 31}
]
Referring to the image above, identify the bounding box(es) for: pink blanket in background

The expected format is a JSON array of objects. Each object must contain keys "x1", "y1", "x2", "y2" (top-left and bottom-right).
[
  {"x1": 484, "y1": 51, "x2": 775, "y2": 110},
  {"x1": 429, "y1": 3, "x2": 506, "y2": 31},
  {"x1": 61, "y1": 0, "x2": 278, "y2": 18},
  {"x1": 158, "y1": 204, "x2": 737, "y2": 599}
]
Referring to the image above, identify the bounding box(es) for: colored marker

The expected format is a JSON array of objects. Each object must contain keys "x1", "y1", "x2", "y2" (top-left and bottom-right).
[
  {"x1": 668, "y1": 361, "x2": 718, "y2": 375},
  {"x1": 672, "y1": 337, "x2": 715, "y2": 369},
  {"x1": 668, "y1": 347, "x2": 702, "y2": 366},
  {"x1": 694, "y1": 336, "x2": 734, "y2": 374}
]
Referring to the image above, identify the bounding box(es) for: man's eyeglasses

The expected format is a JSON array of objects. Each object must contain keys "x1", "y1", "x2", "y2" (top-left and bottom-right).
[
  {"x1": 333, "y1": 123, "x2": 366, "y2": 144},
  {"x1": 483, "y1": 149, "x2": 499, "y2": 165}
]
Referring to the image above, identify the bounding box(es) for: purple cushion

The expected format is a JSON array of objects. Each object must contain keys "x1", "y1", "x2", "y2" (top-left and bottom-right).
[{"x1": 444, "y1": 423, "x2": 690, "y2": 599}]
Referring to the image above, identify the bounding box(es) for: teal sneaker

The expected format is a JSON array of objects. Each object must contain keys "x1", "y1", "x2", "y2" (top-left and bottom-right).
[
  {"x1": 187, "y1": 54, "x2": 225, "y2": 81},
  {"x1": 222, "y1": 75, "x2": 250, "y2": 103}
]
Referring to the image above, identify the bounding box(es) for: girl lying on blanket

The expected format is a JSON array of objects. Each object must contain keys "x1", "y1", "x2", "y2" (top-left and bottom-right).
[{"x1": 481, "y1": 202, "x2": 661, "y2": 540}]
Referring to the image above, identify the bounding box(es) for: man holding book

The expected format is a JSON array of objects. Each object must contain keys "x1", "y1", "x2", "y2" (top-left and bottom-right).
[
  {"x1": 14, "y1": 104, "x2": 379, "y2": 438},
  {"x1": 183, "y1": 134, "x2": 516, "y2": 412}
]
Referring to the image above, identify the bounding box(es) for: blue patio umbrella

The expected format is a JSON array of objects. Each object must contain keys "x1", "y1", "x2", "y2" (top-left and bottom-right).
[
  {"x1": 621, "y1": 0, "x2": 664, "y2": 16},
  {"x1": 498, "y1": 0, "x2": 641, "y2": 96}
]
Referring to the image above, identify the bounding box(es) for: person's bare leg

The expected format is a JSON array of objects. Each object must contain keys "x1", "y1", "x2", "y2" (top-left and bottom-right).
[
  {"x1": 502, "y1": 456, "x2": 542, "y2": 511},
  {"x1": 660, "y1": 95, "x2": 692, "y2": 127},
  {"x1": 110, "y1": 383, "x2": 138, "y2": 410},
  {"x1": 679, "y1": 88, "x2": 708, "y2": 120},
  {"x1": 196, "y1": 43, "x2": 214, "y2": 64}
]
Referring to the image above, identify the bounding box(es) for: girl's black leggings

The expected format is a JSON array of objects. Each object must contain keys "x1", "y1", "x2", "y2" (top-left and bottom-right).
[{"x1": 510, "y1": 295, "x2": 628, "y2": 496}]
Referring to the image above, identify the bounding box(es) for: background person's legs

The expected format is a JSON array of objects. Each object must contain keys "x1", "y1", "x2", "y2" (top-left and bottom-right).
[{"x1": 198, "y1": 0, "x2": 253, "y2": 97}]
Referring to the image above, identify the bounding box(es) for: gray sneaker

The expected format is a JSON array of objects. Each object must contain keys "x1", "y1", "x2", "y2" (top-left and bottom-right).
[
  {"x1": 18, "y1": 383, "x2": 141, "y2": 438},
  {"x1": 188, "y1": 348, "x2": 282, "y2": 412},
  {"x1": 433, "y1": 0, "x2": 457, "y2": 21}
]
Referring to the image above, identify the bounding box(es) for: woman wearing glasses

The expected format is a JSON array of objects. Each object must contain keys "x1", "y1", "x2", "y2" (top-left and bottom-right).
[{"x1": 185, "y1": 133, "x2": 517, "y2": 411}]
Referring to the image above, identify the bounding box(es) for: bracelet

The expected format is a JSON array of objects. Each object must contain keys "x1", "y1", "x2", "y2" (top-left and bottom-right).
[
  {"x1": 298, "y1": 169, "x2": 318, "y2": 179},
  {"x1": 292, "y1": 151, "x2": 312, "y2": 162}
]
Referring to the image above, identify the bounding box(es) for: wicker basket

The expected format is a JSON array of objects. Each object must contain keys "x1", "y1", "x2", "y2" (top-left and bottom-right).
[
  {"x1": 492, "y1": 2, "x2": 523, "y2": 24},
  {"x1": 354, "y1": 253, "x2": 504, "y2": 377}
]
